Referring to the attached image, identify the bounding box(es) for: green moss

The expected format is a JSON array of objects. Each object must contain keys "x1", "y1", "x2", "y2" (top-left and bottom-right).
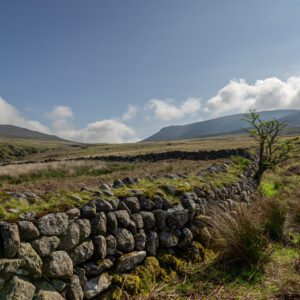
[
  {"x1": 113, "y1": 274, "x2": 141, "y2": 294},
  {"x1": 260, "y1": 181, "x2": 277, "y2": 197},
  {"x1": 158, "y1": 253, "x2": 187, "y2": 274}
]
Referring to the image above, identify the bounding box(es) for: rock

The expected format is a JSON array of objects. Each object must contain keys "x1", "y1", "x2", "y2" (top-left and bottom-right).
[
  {"x1": 94, "y1": 235, "x2": 106, "y2": 258},
  {"x1": 1, "y1": 276, "x2": 35, "y2": 299},
  {"x1": 115, "y1": 210, "x2": 131, "y2": 227},
  {"x1": 112, "y1": 179, "x2": 125, "y2": 188},
  {"x1": 0, "y1": 222, "x2": 20, "y2": 258},
  {"x1": 100, "y1": 183, "x2": 111, "y2": 191},
  {"x1": 19, "y1": 211, "x2": 36, "y2": 221},
  {"x1": 17, "y1": 221, "x2": 39, "y2": 241},
  {"x1": 122, "y1": 177, "x2": 136, "y2": 186},
  {"x1": 145, "y1": 231, "x2": 158, "y2": 256},
  {"x1": 131, "y1": 213, "x2": 144, "y2": 229},
  {"x1": 84, "y1": 273, "x2": 112, "y2": 299},
  {"x1": 94, "y1": 199, "x2": 113, "y2": 212},
  {"x1": 70, "y1": 240, "x2": 94, "y2": 265},
  {"x1": 81, "y1": 203, "x2": 97, "y2": 218},
  {"x1": 106, "y1": 235, "x2": 117, "y2": 256},
  {"x1": 106, "y1": 212, "x2": 118, "y2": 234},
  {"x1": 66, "y1": 208, "x2": 81, "y2": 219},
  {"x1": 154, "y1": 210, "x2": 166, "y2": 230},
  {"x1": 67, "y1": 275, "x2": 84, "y2": 300},
  {"x1": 139, "y1": 197, "x2": 155, "y2": 210},
  {"x1": 82, "y1": 259, "x2": 113, "y2": 277},
  {"x1": 51, "y1": 279, "x2": 67, "y2": 292},
  {"x1": 43, "y1": 251, "x2": 73, "y2": 279},
  {"x1": 31, "y1": 236, "x2": 60, "y2": 257},
  {"x1": 127, "y1": 220, "x2": 137, "y2": 235},
  {"x1": 18, "y1": 243, "x2": 42, "y2": 277},
  {"x1": 35, "y1": 290, "x2": 64, "y2": 300},
  {"x1": 166, "y1": 206, "x2": 189, "y2": 229},
  {"x1": 76, "y1": 219, "x2": 91, "y2": 242},
  {"x1": 123, "y1": 197, "x2": 140, "y2": 213},
  {"x1": 116, "y1": 251, "x2": 146, "y2": 272},
  {"x1": 109, "y1": 198, "x2": 120, "y2": 210},
  {"x1": 159, "y1": 232, "x2": 179, "y2": 248},
  {"x1": 140, "y1": 211, "x2": 155, "y2": 230},
  {"x1": 59, "y1": 222, "x2": 80, "y2": 251},
  {"x1": 38, "y1": 213, "x2": 68, "y2": 236},
  {"x1": 177, "y1": 228, "x2": 193, "y2": 248},
  {"x1": 134, "y1": 230, "x2": 146, "y2": 251},
  {"x1": 116, "y1": 228, "x2": 135, "y2": 252},
  {"x1": 90, "y1": 212, "x2": 107, "y2": 235},
  {"x1": 0, "y1": 259, "x2": 24, "y2": 275},
  {"x1": 117, "y1": 201, "x2": 131, "y2": 214}
]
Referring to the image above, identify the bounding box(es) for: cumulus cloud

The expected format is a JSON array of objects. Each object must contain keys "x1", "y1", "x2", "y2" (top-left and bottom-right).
[
  {"x1": 206, "y1": 76, "x2": 300, "y2": 115},
  {"x1": 0, "y1": 97, "x2": 50, "y2": 133},
  {"x1": 149, "y1": 98, "x2": 201, "y2": 121},
  {"x1": 46, "y1": 105, "x2": 74, "y2": 131},
  {"x1": 122, "y1": 104, "x2": 138, "y2": 121}
]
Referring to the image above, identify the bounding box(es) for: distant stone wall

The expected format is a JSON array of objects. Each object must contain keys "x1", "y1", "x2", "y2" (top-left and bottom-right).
[{"x1": 0, "y1": 160, "x2": 257, "y2": 299}]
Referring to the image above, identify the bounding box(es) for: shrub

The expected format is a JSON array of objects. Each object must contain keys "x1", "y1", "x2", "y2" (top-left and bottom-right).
[
  {"x1": 288, "y1": 198, "x2": 300, "y2": 227},
  {"x1": 208, "y1": 204, "x2": 268, "y2": 268},
  {"x1": 261, "y1": 198, "x2": 287, "y2": 241}
]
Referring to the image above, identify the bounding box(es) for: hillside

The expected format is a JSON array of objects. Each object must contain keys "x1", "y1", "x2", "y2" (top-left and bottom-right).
[
  {"x1": 0, "y1": 124, "x2": 66, "y2": 142},
  {"x1": 144, "y1": 110, "x2": 300, "y2": 142}
]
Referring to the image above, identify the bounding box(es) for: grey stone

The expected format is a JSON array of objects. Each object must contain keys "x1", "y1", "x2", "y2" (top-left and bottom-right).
[
  {"x1": 76, "y1": 219, "x2": 91, "y2": 242},
  {"x1": 94, "y1": 199, "x2": 113, "y2": 212},
  {"x1": 0, "y1": 259, "x2": 24, "y2": 274},
  {"x1": 70, "y1": 240, "x2": 94, "y2": 265},
  {"x1": 84, "y1": 273, "x2": 112, "y2": 299},
  {"x1": 18, "y1": 211, "x2": 36, "y2": 221},
  {"x1": 17, "y1": 221, "x2": 39, "y2": 241},
  {"x1": 166, "y1": 206, "x2": 189, "y2": 229},
  {"x1": 0, "y1": 222, "x2": 20, "y2": 258},
  {"x1": 18, "y1": 243, "x2": 42, "y2": 277},
  {"x1": 177, "y1": 228, "x2": 193, "y2": 248},
  {"x1": 43, "y1": 251, "x2": 73, "y2": 279},
  {"x1": 31, "y1": 236, "x2": 60, "y2": 257},
  {"x1": 140, "y1": 211, "x2": 155, "y2": 230},
  {"x1": 154, "y1": 210, "x2": 166, "y2": 230},
  {"x1": 134, "y1": 230, "x2": 146, "y2": 251},
  {"x1": 1, "y1": 276, "x2": 35, "y2": 300},
  {"x1": 82, "y1": 259, "x2": 113, "y2": 277},
  {"x1": 94, "y1": 235, "x2": 106, "y2": 258},
  {"x1": 59, "y1": 222, "x2": 80, "y2": 251},
  {"x1": 80, "y1": 203, "x2": 97, "y2": 218},
  {"x1": 131, "y1": 213, "x2": 143, "y2": 230},
  {"x1": 90, "y1": 212, "x2": 107, "y2": 235},
  {"x1": 116, "y1": 228, "x2": 135, "y2": 252},
  {"x1": 67, "y1": 275, "x2": 84, "y2": 300},
  {"x1": 105, "y1": 235, "x2": 117, "y2": 256},
  {"x1": 66, "y1": 208, "x2": 81, "y2": 219},
  {"x1": 35, "y1": 290, "x2": 64, "y2": 300},
  {"x1": 145, "y1": 231, "x2": 158, "y2": 256},
  {"x1": 116, "y1": 251, "x2": 146, "y2": 272},
  {"x1": 106, "y1": 212, "x2": 118, "y2": 234},
  {"x1": 123, "y1": 197, "x2": 140, "y2": 213},
  {"x1": 38, "y1": 213, "x2": 68, "y2": 236},
  {"x1": 159, "y1": 232, "x2": 179, "y2": 248},
  {"x1": 117, "y1": 201, "x2": 131, "y2": 214},
  {"x1": 112, "y1": 179, "x2": 125, "y2": 188},
  {"x1": 127, "y1": 220, "x2": 137, "y2": 235},
  {"x1": 115, "y1": 210, "x2": 131, "y2": 227},
  {"x1": 51, "y1": 279, "x2": 67, "y2": 292},
  {"x1": 139, "y1": 197, "x2": 154, "y2": 210}
]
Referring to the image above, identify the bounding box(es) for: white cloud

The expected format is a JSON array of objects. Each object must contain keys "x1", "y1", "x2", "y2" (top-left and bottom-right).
[
  {"x1": 206, "y1": 76, "x2": 300, "y2": 115},
  {"x1": 46, "y1": 105, "x2": 74, "y2": 131},
  {"x1": 122, "y1": 104, "x2": 138, "y2": 121},
  {"x1": 148, "y1": 98, "x2": 201, "y2": 121},
  {"x1": 0, "y1": 97, "x2": 50, "y2": 133}
]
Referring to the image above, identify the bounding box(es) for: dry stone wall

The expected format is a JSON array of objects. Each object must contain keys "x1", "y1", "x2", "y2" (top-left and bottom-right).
[{"x1": 0, "y1": 160, "x2": 257, "y2": 299}]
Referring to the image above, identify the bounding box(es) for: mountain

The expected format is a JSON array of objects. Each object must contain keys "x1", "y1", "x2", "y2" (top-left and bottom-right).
[
  {"x1": 0, "y1": 124, "x2": 66, "y2": 142},
  {"x1": 143, "y1": 110, "x2": 300, "y2": 142}
]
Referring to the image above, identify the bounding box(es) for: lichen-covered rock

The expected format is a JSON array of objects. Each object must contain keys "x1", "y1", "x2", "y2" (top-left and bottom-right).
[
  {"x1": 106, "y1": 235, "x2": 117, "y2": 256},
  {"x1": 82, "y1": 259, "x2": 113, "y2": 277},
  {"x1": 1, "y1": 276, "x2": 35, "y2": 300},
  {"x1": 81, "y1": 203, "x2": 97, "y2": 218},
  {"x1": 94, "y1": 199, "x2": 114, "y2": 212},
  {"x1": 0, "y1": 222, "x2": 20, "y2": 258},
  {"x1": 139, "y1": 197, "x2": 154, "y2": 211},
  {"x1": 66, "y1": 208, "x2": 81, "y2": 219},
  {"x1": 18, "y1": 243, "x2": 42, "y2": 277},
  {"x1": 134, "y1": 230, "x2": 146, "y2": 251},
  {"x1": 67, "y1": 275, "x2": 84, "y2": 300},
  {"x1": 123, "y1": 197, "x2": 140, "y2": 213},
  {"x1": 31, "y1": 236, "x2": 60, "y2": 257},
  {"x1": 0, "y1": 259, "x2": 24, "y2": 275},
  {"x1": 131, "y1": 213, "x2": 143, "y2": 230},
  {"x1": 35, "y1": 290, "x2": 64, "y2": 300},
  {"x1": 94, "y1": 235, "x2": 106, "y2": 258},
  {"x1": 106, "y1": 212, "x2": 118, "y2": 234},
  {"x1": 17, "y1": 221, "x2": 39, "y2": 241},
  {"x1": 166, "y1": 206, "x2": 189, "y2": 229},
  {"x1": 38, "y1": 213, "x2": 68, "y2": 236},
  {"x1": 76, "y1": 219, "x2": 91, "y2": 242},
  {"x1": 115, "y1": 210, "x2": 131, "y2": 227},
  {"x1": 116, "y1": 251, "x2": 146, "y2": 272},
  {"x1": 70, "y1": 240, "x2": 94, "y2": 265},
  {"x1": 43, "y1": 251, "x2": 73, "y2": 279},
  {"x1": 90, "y1": 212, "x2": 107, "y2": 235},
  {"x1": 140, "y1": 211, "x2": 155, "y2": 230},
  {"x1": 59, "y1": 222, "x2": 80, "y2": 251},
  {"x1": 159, "y1": 231, "x2": 179, "y2": 248},
  {"x1": 84, "y1": 273, "x2": 112, "y2": 299},
  {"x1": 116, "y1": 228, "x2": 134, "y2": 252},
  {"x1": 145, "y1": 231, "x2": 158, "y2": 256}
]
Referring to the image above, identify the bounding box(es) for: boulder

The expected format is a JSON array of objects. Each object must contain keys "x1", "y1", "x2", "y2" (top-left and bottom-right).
[
  {"x1": 134, "y1": 230, "x2": 146, "y2": 251},
  {"x1": 18, "y1": 243, "x2": 42, "y2": 277},
  {"x1": 70, "y1": 240, "x2": 94, "y2": 265},
  {"x1": 177, "y1": 228, "x2": 193, "y2": 248},
  {"x1": 17, "y1": 221, "x2": 39, "y2": 241},
  {"x1": 67, "y1": 275, "x2": 84, "y2": 300},
  {"x1": 94, "y1": 235, "x2": 106, "y2": 258},
  {"x1": 112, "y1": 179, "x2": 125, "y2": 188},
  {"x1": 84, "y1": 273, "x2": 112, "y2": 299},
  {"x1": 38, "y1": 213, "x2": 68, "y2": 236},
  {"x1": 154, "y1": 210, "x2": 166, "y2": 230},
  {"x1": 66, "y1": 208, "x2": 81, "y2": 219},
  {"x1": 59, "y1": 222, "x2": 80, "y2": 251},
  {"x1": 116, "y1": 251, "x2": 146, "y2": 272},
  {"x1": 35, "y1": 290, "x2": 64, "y2": 300},
  {"x1": 131, "y1": 213, "x2": 144, "y2": 230},
  {"x1": 145, "y1": 231, "x2": 158, "y2": 256},
  {"x1": 0, "y1": 222, "x2": 20, "y2": 258},
  {"x1": 31, "y1": 236, "x2": 60, "y2": 257},
  {"x1": 166, "y1": 206, "x2": 189, "y2": 229},
  {"x1": 139, "y1": 197, "x2": 154, "y2": 210},
  {"x1": 115, "y1": 210, "x2": 131, "y2": 227},
  {"x1": 82, "y1": 259, "x2": 113, "y2": 277},
  {"x1": 0, "y1": 259, "x2": 24, "y2": 275},
  {"x1": 159, "y1": 232, "x2": 179, "y2": 248},
  {"x1": 94, "y1": 199, "x2": 113, "y2": 212},
  {"x1": 116, "y1": 228, "x2": 135, "y2": 252},
  {"x1": 90, "y1": 212, "x2": 107, "y2": 235},
  {"x1": 106, "y1": 212, "x2": 118, "y2": 234},
  {"x1": 106, "y1": 235, "x2": 117, "y2": 256},
  {"x1": 123, "y1": 197, "x2": 140, "y2": 213},
  {"x1": 1, "y1": 276, "x2": 35, "y2": 300},
  {"x1": 43, "y1": 251, "x2": 73, "y2": 279},
  {"x1": 140, "y1": 211, "x2": 155, "y2": 230},
  {"x1": 76, "y1": 219, "x2": 91, "y2": 242},
  {"x1": 80, "y1": 203, "x2": 97, "y2": 218}
]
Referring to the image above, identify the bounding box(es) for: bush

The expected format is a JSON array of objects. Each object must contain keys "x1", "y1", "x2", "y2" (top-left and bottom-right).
[
  {"x1": 261, "y1": 198, "x2": 287, "y2": 241},
  {"x1": 208, "y1": 204, "x2": 268, "y2": 268},
  {"x1": 288, "y1": 198, "x2": 300, "y2": 227}
]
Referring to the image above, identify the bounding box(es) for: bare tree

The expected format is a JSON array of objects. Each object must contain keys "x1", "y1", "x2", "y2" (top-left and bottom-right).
[{"x1": 244, "y1": 110, "x2": 293, "y2": 185}]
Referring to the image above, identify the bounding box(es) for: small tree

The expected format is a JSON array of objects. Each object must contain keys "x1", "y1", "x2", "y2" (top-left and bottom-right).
[{"x1": 244, "y1": 110, "x2": 293, "y2": 185}]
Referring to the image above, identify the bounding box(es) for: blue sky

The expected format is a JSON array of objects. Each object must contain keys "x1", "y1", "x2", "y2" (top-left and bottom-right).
[{"x1": 1, "y1": 0, "x2": 300, "y2": 142}]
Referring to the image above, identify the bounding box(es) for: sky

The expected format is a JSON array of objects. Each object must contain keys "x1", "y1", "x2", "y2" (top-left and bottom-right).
[{"x1": 1, "y1": 0, "x2": 300, "y2": 143}]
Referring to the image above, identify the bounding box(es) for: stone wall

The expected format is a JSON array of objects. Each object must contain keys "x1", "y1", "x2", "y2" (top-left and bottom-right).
[{"x1": 0, "y1": 161, "x2": 257, "y2": 299}]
